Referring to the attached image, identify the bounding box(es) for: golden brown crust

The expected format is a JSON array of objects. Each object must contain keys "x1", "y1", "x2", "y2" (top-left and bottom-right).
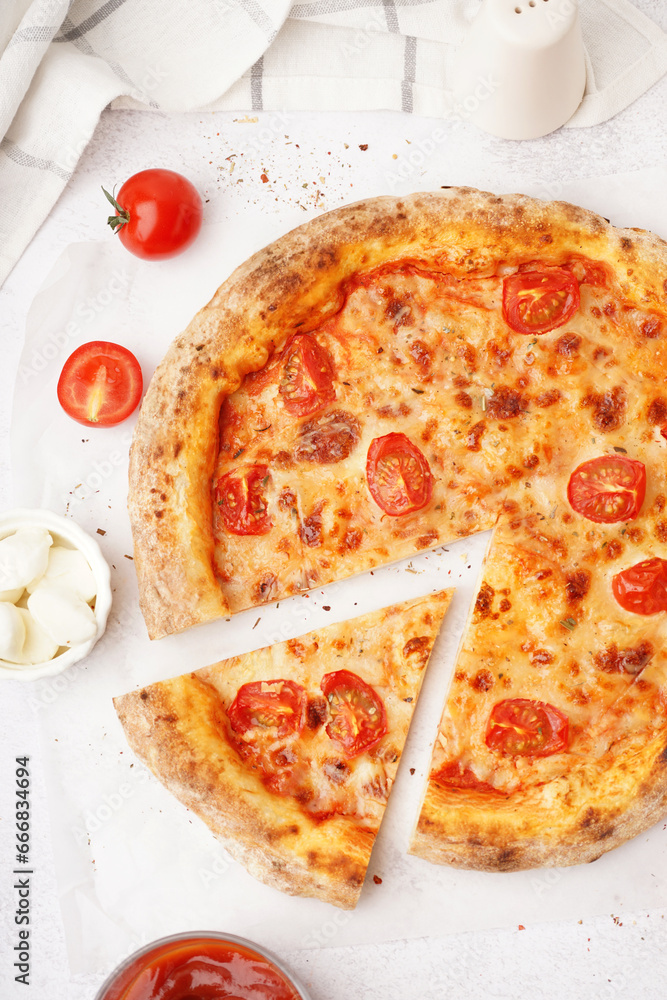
[
  {"x1": 114, "y1": 591, "x2": 452, "y2": 908},
  {"x1": 129, "y1": 188, "x2": 667, "y2": 639},
  {"x1": 410, "y1": 728, "x2": 667, "y2": 871}
]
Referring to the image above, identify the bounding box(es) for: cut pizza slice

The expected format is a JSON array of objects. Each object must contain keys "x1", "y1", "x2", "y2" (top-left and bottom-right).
[
  {"x1": 410, "y1": 511, "x2": 667, "y2": 871},
  {"x1": 114, "y1": 590, "x2": 452, "y2": 909}
]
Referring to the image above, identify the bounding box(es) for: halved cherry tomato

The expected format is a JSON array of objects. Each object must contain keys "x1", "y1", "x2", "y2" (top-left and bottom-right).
[
  {"x1": 485, "y1": 699, "x2": 569, "y2": 757},
  {"x1": 57, "y1": 341, "x2": 143, "y2": 426},
  {"x1": 567, "y1": 455, "x2": 646, "y2": 523},
  {"x1": 103, "y1": 169, "x2": 202, "y2": 260},
  {"x1": 279, "y1": 334, "x2": 336, "y2": 416},
  {"x1": 321, "y1": 669, "x2": 388, "y2": 758},
  {"x1": 215, "y1": 464, "x2": 272, "y2": 535},
  {"x1": 228, "y1": 679, "x2": 307, "y2": 738},
  {"x1": 366, "y1": 432, "x2": 434, "y2": 516},
  {"x1": 503, "y1": 267, "x2": 580, "y2": 335},
  {"x1": 612, "y1": 557, "x2": 667, "y2": 615}
]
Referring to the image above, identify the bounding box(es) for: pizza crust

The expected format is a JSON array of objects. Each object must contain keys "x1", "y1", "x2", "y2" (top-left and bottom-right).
[
  {"x1": 410, "y1": 727, "x2": 667, "y2": 871},
  {"x1": 129, "y1": 188, "x2": 667, "y2": 639}
]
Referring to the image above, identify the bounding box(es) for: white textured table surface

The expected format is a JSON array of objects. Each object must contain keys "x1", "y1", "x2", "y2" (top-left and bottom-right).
[{"x1": 1, "y1": 9, "x2": 667, "y2": 995}]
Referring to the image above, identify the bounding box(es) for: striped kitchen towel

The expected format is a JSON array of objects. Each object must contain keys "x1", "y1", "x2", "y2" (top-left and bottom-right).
[{"x1": 1, "y1": 0, "x2": 666, "y2": 288}]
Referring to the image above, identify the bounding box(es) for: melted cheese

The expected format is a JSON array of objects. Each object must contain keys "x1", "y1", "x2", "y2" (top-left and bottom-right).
[
  {"x1": 195, "y1": 594, "x2": 450, "y2": 825},
  {"x1": 211, "y1": 258, "x2": 667, "y2": 823}
]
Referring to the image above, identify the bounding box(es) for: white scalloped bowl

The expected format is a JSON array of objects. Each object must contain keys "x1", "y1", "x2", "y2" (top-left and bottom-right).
[{"x1": 0, "y1": 509, "x2": 112, "y2": 681}]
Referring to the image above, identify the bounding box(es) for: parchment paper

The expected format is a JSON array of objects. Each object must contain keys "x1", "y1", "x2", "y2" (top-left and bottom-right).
[{"x1": 12, "y1": 169, "x2": 667, "y2": 976}]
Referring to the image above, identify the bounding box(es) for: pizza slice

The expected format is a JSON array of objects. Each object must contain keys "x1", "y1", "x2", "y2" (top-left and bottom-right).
[
  {"x1": 114, "y1": 591, "x2": 452, "y2": 909},
  {"x1": 410, "y1": 508, "x2": 667, "y2": 871}
]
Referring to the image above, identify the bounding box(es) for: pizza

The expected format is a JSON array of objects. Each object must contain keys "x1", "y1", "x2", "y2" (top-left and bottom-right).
[
  {"x1": 113, "y1": 592, "x2": 452, "y2": 908},
  {"x1": 128, "y1": 187, "x2": 667, "y2": 872}
]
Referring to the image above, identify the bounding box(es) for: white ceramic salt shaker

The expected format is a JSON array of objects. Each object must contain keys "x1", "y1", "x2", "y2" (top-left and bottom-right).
[{"x1": 453, "y1": 0, "x2": 587, "y2": 140}]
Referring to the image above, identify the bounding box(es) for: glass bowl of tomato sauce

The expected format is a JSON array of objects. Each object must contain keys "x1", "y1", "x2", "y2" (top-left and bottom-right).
[{"x1": 94, "y1": 932, "x2": 312, "y2": 1000}]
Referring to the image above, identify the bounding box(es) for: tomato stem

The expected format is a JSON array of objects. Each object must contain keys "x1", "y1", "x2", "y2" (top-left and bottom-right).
[{"x1": 102, "y1": 186, "x2": 130, "y2": 233}]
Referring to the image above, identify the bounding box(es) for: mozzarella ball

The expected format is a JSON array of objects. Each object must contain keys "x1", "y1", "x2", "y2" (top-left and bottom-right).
[
  {"x1": 26, "y1": 545, "x2": 96, "y2": 603},
  {"x1": 0, "y1": 602, "x2": 26, "y2": 662},
  {"x1": 28, "y1": 584, "x2": 97, "y2": 647},
  {"x1": 0, "y1": 528, "x2": 52, "y2": 591}
]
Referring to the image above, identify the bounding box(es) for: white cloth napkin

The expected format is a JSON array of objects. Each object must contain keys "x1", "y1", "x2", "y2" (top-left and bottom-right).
[{"x1": 0, "y1": 0, "x2": 666, "y2": 289}]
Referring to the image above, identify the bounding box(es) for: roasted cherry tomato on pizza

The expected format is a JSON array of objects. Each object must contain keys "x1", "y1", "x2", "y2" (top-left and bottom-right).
[
  {"x1": 567, "y1": 455, "x2": 646, "y2": 523},
  {"x1": 321, "y1": 669, "x2": 388, "y2": 758},
  {"x1": 228, "y1": 679, "x2": 307, "y2": 738},
  {"x1": 279, "y1": 334, "x2": 336, "y2": 417},
  {"x1": 57, "y1": 341, "x2": 143, "y2": 426},
  {"x1": 103, "y1": 169, "x2": 202, "y2": 260},
  {"x1": 485, "y1": 698, "x2": 569, "y2": 757},
  {"x1": 502, "y1": 267, "x2": 580, "y2": 335},
  {"x1": 612, "y1": 557, "x2": 667, "y2": 616},
  {"x1": 366, "y1": 432, "x2": 434, "y2": 516},
  {"x1": 215, "y1": 465, "x2": 273, "y2": 535},
  {"x1": 432, "y1": 762, "x2": 501, "y2": 795}
]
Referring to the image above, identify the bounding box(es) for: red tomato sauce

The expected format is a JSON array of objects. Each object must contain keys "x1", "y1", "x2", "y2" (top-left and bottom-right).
[{"x1": 100, "y1": 938, "x2": 303, "y2": 1000}]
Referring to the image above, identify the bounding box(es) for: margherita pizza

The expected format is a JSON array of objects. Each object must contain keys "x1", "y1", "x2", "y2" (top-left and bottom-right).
[
  {"x1": 128, "y1": 188, "x2": 667, "y2": 874},
  {"x1": 114, "y1": 593, "x2": 451, "y2": 908}
]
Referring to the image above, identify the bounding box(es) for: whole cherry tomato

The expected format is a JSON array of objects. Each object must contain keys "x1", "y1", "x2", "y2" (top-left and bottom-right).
[{"x1": 103, "y1": 169, "x2": 202, "y2": 260}]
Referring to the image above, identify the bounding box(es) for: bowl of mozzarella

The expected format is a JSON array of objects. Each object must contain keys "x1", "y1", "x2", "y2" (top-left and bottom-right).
[{"x1": 0, "y1": 509, "x2": 111, "y2": 681}]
